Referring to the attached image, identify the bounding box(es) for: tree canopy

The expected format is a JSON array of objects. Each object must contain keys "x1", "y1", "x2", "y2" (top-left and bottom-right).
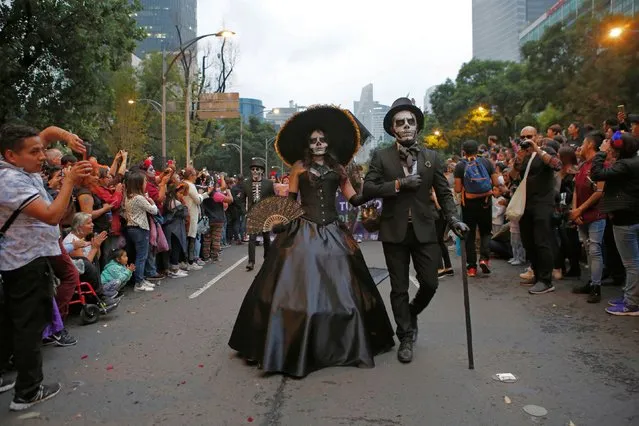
[{"x1": 0, "y1": 0, "x2": 144, "y2": 133}]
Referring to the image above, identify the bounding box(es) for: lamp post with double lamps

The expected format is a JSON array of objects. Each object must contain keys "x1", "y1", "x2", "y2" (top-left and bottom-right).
[{"x1": 161, "y1": 30, "x2": 236, "y2": 167}]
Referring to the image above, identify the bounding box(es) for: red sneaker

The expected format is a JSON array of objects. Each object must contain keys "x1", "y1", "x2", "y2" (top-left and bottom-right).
[
  {"x1": 479, "y1": 260, "x2": 491, "y2": 274},
  {"x1": 467, "y1": 267, "x2": 477, "y2": 277}
]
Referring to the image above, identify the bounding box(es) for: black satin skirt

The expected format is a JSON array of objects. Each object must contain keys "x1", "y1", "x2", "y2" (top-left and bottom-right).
[{"x1": 228, "y1": 217, "x2": 395, "y2": 378}]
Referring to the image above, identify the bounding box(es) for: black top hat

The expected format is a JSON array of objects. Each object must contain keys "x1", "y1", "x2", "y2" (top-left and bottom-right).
[
  {"x1": 250, "y1": 158, "x2": 265, "y2": 170},
  {"x1": 383, "y1": 97, "x2": 424, "y2": 136},
  {"x1": 275, "y1": 105, "x2": 366, "y2": 166}
]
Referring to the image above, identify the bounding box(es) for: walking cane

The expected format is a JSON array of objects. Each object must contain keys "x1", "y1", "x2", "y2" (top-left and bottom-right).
[{"x1": 458, "y1": 232, "x2": 475, "y2": 370}]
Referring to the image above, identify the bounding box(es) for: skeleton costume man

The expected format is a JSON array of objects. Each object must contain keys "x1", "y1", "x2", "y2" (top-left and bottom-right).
[
  {"x1": 242, "y1": 158, "x2": 275, "y2": 271},
  {"x1": 364, "y1": 97, "x2": 468, "y2": 364}
]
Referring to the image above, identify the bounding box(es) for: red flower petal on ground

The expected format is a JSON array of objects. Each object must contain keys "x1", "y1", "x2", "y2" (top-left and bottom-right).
[
  {"x1": 106, "y1": 365, "x2": 114, "y2": 371},
  {"x1": 81, "y1": 355, "x2": 88, "y2": 360}
]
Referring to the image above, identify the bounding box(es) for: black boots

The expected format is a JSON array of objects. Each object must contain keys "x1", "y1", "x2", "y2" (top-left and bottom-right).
[
  {"x1": 587, "y1": 285, "x2": 601, "y2": 303},
  {"x1": 572, "y1": 282, "x2": 591, "y2": 294},
  {"x1": 246, "y1": 262, "x2": 254, "y2": 271}
]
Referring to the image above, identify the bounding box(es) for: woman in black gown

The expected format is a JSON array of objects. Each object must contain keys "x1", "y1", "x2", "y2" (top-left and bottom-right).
[{"x1": 228, "y1": 106, "x2": 395, "y2": 377}]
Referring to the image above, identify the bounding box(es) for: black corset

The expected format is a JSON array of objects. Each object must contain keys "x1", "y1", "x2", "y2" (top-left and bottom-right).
[{"x1": 298, "y1": 170, "x2": 340, "y2": 225}]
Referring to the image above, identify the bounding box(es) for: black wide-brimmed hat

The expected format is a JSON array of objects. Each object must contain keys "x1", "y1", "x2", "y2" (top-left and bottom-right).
[
  {"x1": 275, "y1": 105, "x2": 367, "y2": 166},
  {"x1": 383, "y1": 97, "x2": 424, "y2": 136},
  {"x1": 250, "y1": 158, "x2": 265, "y2": 170}
]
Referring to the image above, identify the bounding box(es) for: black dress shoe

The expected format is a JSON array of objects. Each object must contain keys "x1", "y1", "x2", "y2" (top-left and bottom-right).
[
  {"x1": 246, "y1": 262, "x2": 254, "y2": 271},
  {"x1": 411, "y1": 314, "x2": 418, "y2": 343},
  {"x1": 397, "y1": 339, "x2": 413, "y2": 363}
]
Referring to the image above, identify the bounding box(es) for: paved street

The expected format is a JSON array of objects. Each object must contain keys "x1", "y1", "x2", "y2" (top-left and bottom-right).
[{"x1": 1, "y1": 242, "x2": 637, "y2": 426}]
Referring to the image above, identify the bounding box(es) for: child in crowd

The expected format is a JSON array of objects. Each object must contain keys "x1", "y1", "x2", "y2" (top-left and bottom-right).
[{"x1": 100, "y1": 249, "x2": 135, "y2": 297}]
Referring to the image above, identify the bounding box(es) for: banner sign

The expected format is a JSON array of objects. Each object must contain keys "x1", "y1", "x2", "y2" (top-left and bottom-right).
[{"x1": 335, "y1": 192, "x2": 381, "y2": 241}]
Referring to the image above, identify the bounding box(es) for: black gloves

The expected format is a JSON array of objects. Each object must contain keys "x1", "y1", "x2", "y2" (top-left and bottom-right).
[
  {"x1": 398, "y1": 175, "x2": 422, "y2": 190},
  {"x1": 272, "y1": 223, "x2": 289, "y2": 234},
  {"x1": 449, "y1": 217, "x2": 470, "y2": 238},
  {"x1": 349, "y1": 194, "x2": 369, "y2": 207}
]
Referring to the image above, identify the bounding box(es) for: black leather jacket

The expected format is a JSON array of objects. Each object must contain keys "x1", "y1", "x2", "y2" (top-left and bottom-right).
[{"x1": 591, "y1": 151, "x2": 639, "y2": 225}]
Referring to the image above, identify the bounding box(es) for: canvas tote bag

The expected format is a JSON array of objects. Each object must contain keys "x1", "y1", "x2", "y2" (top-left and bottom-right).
[{"x1": 505, "y1": 152, "x2": 537, "y2": 222}]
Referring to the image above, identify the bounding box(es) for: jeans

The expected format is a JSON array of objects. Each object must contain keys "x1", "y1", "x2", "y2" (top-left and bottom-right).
[
  {"x1": 221, "y1": 215, "x2": 228, "y2": 246},
  {"x1": 612, "y1": 223, "x2": 639, "y2": 307},
  {"x1": 127, "y1": 227, "x2": 149, "y2": 284},
  {"x1": 510, "y1": 232, "x2": 526, "y2": 263},
  {"x1": 0, "y1": 257, "x2": 53, "y2": 398},
  {"x1": 145, "y1": 249, "x2": 158, "y2": 278},
  {"x1": 578, "y1": 219, "x2": 606, "y2": 286},
  {"x1": 461, "y1": 197, "x2": 492, "y2": 268}
]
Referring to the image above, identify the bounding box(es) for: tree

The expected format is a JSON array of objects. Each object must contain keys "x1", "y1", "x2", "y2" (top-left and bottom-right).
[
  {"x1": 521, "y1": 14, "x2": 639, "y2": 123},
  {"x1": 0, "y1": 0, "x2": 144, "y2": 132},
  {"x1": 104, "y1": 66, "x2": 148, "y2": 163}
]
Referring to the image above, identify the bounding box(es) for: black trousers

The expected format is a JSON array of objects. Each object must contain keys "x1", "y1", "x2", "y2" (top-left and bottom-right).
[
  {"x1": 382, "y1": 224, "x2": 440, "y2": 340},
  {"x1": 0, "y1": 257, "x2": 53, "y2": 398},
  {"x1": 520, "y1": 206, "x2": 554, "y2": 284},
  {"x1": 248, "y1": 232, "x2": 271, "y2": 264},
  {"x1": 435, "y1": 213, "x2": 452, "y2": 269},
  {"x1": 461, "y1": 197, "x2": 492, "y2": 267}
]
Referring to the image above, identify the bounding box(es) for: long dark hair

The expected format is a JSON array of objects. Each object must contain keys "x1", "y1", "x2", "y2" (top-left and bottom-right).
[
  {"x1": 303, "y1": 128, "x2": 347, "y2": 184},
  {"x1": 125, "y1": 171, "x2": 146, "y2": 198}
]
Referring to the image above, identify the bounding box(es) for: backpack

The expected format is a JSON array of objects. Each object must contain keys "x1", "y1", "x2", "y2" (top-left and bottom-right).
[{"x1": 462, "y1": 157, "x2": 492, "y2": 194}]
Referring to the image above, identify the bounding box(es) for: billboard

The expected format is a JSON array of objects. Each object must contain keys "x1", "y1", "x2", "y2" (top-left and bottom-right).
[{"x1": 197, "y1": 92, "x2": 240, "y2": 119}]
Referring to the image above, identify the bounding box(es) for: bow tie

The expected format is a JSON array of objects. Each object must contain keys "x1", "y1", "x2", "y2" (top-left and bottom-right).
[{"x1": 398, "y1": 144, "x2": 420, "y2": 168}]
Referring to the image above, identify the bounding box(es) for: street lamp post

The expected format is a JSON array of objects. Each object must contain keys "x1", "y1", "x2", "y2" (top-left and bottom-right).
[
  {"x1": 265, "y1": 136, "x2": 276, "y2": 171},
  {"x1": 161, "y1": 30, "x2": 235, "y2": 168},
  {"x1": 222, "y1": 143, "x2": 242, "y2": 175}
]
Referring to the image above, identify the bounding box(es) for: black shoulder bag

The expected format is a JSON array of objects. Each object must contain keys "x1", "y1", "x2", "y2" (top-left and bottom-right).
[{"x1": 0, "y1": 193, "x2": 40, "y2": 300}]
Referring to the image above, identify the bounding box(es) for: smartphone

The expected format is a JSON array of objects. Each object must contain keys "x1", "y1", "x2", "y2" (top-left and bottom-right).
[
  {"x1": 74, "y1": 140, "x2": 92, "y2": 161},
  {"x1": 618, "y1": 105, "x2": 625, "y2": 114}
]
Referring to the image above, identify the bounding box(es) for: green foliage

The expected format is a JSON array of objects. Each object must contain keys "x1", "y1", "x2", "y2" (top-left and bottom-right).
[
  {"x1": 430, "y1": 14, "x2": 639, "y2": 146},
  {"x1": 0, "y1": 0, "x2": 144, "y2": 131}
]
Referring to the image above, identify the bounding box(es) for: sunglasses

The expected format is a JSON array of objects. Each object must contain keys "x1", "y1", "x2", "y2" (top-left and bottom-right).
[{"x1": 250, "y1": 167, "x2": 262, "y2": 172}]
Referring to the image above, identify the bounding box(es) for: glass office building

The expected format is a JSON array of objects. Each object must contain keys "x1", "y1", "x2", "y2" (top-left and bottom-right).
[
  {"x1": 520, "y1": 0, "x2": 639, "y2": 45},
  {"x1": 473, "y1": 0, "x2": 557, "y2": 61},
  {"x1": 134, "y1": 0, "x2": 197, "y2": 57}
]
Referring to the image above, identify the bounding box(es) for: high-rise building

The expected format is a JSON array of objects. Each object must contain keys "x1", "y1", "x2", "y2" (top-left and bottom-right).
[
  {"x1": 520, "y1": 0, "x2": 639, "y2": 46},
  {"x1": 353, "y1": 84, "x2": 391, "y2": 163},
  {"x1": 264, "y1": 101, "x2": 306, "y2": 129},
  {"x1": 239, "y1": 98, "x2": 265, "y2": 123},
  {"x1": 472, "y1": 0, "x2": 556, "y2": 61},
  {"x1": 134, "y1": 0, "x2": 197, "y2": 57},
  {"x1": 423, "y1": 86, "x2": 438, "y2": 114}
]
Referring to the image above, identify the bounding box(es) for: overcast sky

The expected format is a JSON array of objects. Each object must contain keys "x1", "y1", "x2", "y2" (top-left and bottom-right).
[{"x1": 197, "y1": 0, "x2": 472, "y2": 111}]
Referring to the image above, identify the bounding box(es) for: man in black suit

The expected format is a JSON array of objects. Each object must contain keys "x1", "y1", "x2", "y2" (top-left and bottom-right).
[
  {"x1": 243, "y1": 159, "x2": 275, "y2": 270},
  {"x1": 363, "y1": 97, "x2": 468, "y2": 363}
]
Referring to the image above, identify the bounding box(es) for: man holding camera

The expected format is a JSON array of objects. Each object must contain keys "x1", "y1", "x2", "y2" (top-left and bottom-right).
[{"x1": 514, "y1": 126, "x2": 563, "y2": 294}]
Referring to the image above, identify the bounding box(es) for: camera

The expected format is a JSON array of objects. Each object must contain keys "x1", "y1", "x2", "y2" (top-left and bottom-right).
[{"x1": 519, "y1": 139, "x2": 533, "y2": 149}]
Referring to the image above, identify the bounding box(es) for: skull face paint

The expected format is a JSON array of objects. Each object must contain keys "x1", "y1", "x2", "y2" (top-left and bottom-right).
[
  {"x1": 251, "y1": 166, "x2": 263, "y2": 182},
  {"x1": 309, "y1": 130, "x2": 328, "y2": 156},
  {"x1": 392, "y1": 110, "x2": 418, "y2": 145}
]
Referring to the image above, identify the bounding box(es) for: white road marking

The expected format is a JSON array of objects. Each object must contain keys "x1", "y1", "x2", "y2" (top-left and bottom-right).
[
  {"x1": 189, "y1": 256, "x2": 249, "y2": 299},
  {"x1": 410, "y1": 276, "x2": 420, "y2": 288}
]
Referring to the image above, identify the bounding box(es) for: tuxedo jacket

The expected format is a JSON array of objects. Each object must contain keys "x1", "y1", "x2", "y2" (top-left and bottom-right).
[
  {"x1": 242, "y1": 179, "x2": 275, "y2": 211},
  {"x1": 363, "y1": 144, "x2": 457, "y2": 244}
]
